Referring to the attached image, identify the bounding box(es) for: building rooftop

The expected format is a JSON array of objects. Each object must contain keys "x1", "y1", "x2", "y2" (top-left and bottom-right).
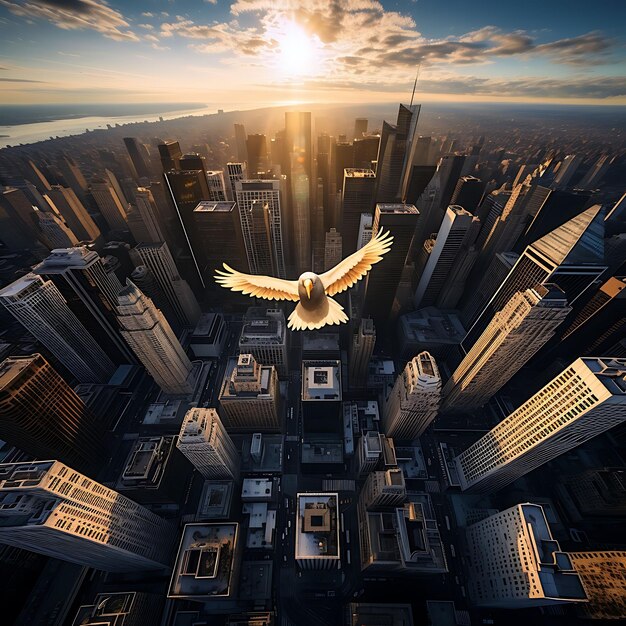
[
  {"x1": 117, "y1": 437, "x2": 174, "y2": 490},
  {"x1": 0, "y1": 273, "x2": 39, "y2": 299},
  {"x1": 302, "y1": 360, "x2": 342, "y2": 401},
  {"x1": 142, "y1": 400, "x2": 187, "y2": 426},
  {"x1": 191, "y1": 312, "x2": 224, "y2": 337},
  {"x1": 197, "y1": 481, "x2": 234, "y2": 520},
  {"x1": 302, "y1": 332, "x2": 340, "y2": 354},
  {"x1": 398, "y1": 307, "x2": 466, "y2": 346},
  {"x1": 582, "y1": 357, "x2": 626, "y2": 395},
  {"x1": 347, "y1": 603, "x2": 414, "y2": 626},
  {"x1": 344, "y1": 168, "x2": 376, "y2": 178},
  {"x1": 0, "y1": 354, "x2": 37, "y2": 390},
  {"x1": 295, "y1": 493, "x2": 340, "y2": 561},
  {"x1": 168, "y1": 523, "x2": 239, "y2": 599},
  {"x1": 301, "y1": 440, "x2": 344, "y2": 464},
  {"x1": 376, "y1": 203, "x2": 419, "y2": 214},
  {"x1": 193, "y1": 201, "x2": 236, "y2": 213}
]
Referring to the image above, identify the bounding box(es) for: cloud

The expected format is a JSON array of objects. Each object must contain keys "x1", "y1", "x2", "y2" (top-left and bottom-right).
[
  {"x1": 0, "y1": 77, "x2": 45, "y2": 82},
  {"x1": 304, "y1": 73, "x2": 626, "y2": 100},
  {"x1": 0, "y1": 0, "x2": 139, "y2": 41}
]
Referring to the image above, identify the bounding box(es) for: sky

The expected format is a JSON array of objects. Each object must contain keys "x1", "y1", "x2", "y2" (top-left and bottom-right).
[{"x1": 0, "y1": 0, "x2": 625, "y2": 107}]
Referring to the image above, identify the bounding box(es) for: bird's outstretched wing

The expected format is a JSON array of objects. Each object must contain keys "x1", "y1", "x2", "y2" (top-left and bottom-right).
[
  {"x1": 215, "y1": 264, "x2": 299, "y2": 301},
  {"x1": 320, "y1": 229, "x2": 394, "y2": 297}
]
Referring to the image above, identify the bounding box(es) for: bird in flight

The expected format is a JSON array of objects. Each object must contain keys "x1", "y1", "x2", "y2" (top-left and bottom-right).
[{"x1": 215, "y1": 229, "x2": 393, "y2": 330}]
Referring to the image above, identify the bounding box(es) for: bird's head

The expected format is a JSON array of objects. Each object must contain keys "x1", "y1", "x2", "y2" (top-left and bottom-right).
[{"x1": 298, "y1": 272, "x2": 322, "y2": 301}]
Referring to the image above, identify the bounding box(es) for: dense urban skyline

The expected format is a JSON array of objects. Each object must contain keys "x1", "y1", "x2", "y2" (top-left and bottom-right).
[{"x1": 0, "y1": 2, "x2": 625, "y2": 626}]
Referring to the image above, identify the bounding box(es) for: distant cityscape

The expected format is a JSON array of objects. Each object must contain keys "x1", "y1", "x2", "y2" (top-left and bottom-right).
[{"x1": 0, "y1": 97, "x2": 625, "y2": 626}]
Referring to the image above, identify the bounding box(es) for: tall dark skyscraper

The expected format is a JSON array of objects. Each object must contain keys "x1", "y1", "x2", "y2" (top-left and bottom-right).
[
  {"x1": 192, "y1": 201, "x2": 249, "y2": 281},
  {"x1": 0, "y1": 354, "x2": 106, "y2": 471},
  {"x1": 341, "y1": 169, "x2": 376, "y2": 255},
  {"x1": 462, "y1": 204, "x2": 607, "y2": 352},
  {"x1": 375, "y1": 104, "x2": 420, "y2": 203},
  {"x1": 123, "y1": 137, "x2": 151, "y2": 179},
  {"x1": 333, "y1": 141, "x2": 355, "y2": 191},
  {"x1": 450, "y1": 176, "x2": 485, "y2": 214},
  {"x1": 246, "y1": 134, "x2": 268, "y2": 178},
  {"x1": 234, "y1": 123, "x2": 248, "y2": 163},
  {"x1": 33, "y1": 247, "x2": 135, "y2": 365},
  {"x1": 363, "y1": 203, "x2": 420, "y2": 329},
  {"x1": 353, "y1": 118, "x2": 368, "y2": 139},
  {"x1": 158, "y1": 141, "x2": 182, "y2": 171}
]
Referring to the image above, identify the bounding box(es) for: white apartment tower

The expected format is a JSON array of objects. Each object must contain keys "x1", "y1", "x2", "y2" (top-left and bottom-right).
[
  {"x1": 130, "y1": 242, "x2": 200, "y2": 327},
  {"x1": 0, "y1": 460, "x2": 175, "y2": 572},
  {"x1": 235, "y1": 179, "x2": 286, "y2": 278},
  {"x1": 383, "y1": 352, "x2": 441, "y2": 440},
  {"x1": 176, "y1": 408, "x2": 240, "y2": 481},
  {"x1": 442, "y1": 284, "x2": 571, "y2": 411},
  {"x1": 206, "y1": 170, "x2": 228, "y2": 201},
  {"x1": 226, "y1": 162, "x2": 246, "y2": 200},
  {"x1": 466, "y1": 503, "x2": 586, "y2": 607},
  {"x1": 116, "y1": 280, "x2": 193, "y2": 395},
  {"x1": 455, "y1": 358, "x2": 626, "y2": 492},
  {"x1": 0, "y1": 273, "x2": 115, "y2": 383}
]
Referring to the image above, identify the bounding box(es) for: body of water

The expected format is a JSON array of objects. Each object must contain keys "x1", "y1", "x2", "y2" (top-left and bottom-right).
[{"x1": 0, "y1": 103, "x2": 216, "y2": 149}]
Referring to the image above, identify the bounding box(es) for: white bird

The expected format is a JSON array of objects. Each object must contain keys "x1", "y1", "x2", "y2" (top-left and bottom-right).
[{"x1": 215, "y1": 229, "x2": 393, "y2": 331}]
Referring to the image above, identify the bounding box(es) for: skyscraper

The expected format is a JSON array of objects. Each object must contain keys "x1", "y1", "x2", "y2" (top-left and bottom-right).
[
  {"x1": 341, "y1": 169, "x2": 376, "y2": 255},
  {"x1": 90, "y1": 177, "x2": 128, "y2": 232},
  {"x1": 44, "y1": 186, "x2": 101, "y2": 242},
  {"x1": 353, "y1": 118, "x2": 368, "y2": 139},
  {"x1": 357, "y1": 212, "x2": 373, "y2": 249},
  {"x1": 0, "y1": 274, "x2": 115, "y2": 383},
  {"x1": 466, "y1": 503, "x2": 586, "y2": 607},
  {"x1": 34, "y1": 208, "x2": 78, "y2": 249},
  {"x1": 463, "y1": 204, "x2": 606, "y2": 352},
  {"x1": 130, "y1": 242, "x2": 201, "y2": 327},
  {"x1": 383, "y1": 352, "x2": 441, "y2": 439},
  {"x1": 363, "y1": 203, "x2": 419, "y2": 329},
  {"x1": 324, "y1": 228, "x2": 343, "y2": 271},
  {"x1": 235, "y1": 179, "x2": 286, "y2": 278},
  {"x1": 550, "y1": 276, "x2": 626, "y2": 359},
  {"x1": 218, "y1": 353, "x2": 281, "y2": 432},
  {"x1": 0, "y1": 354, "x2": 106, "y2": 470},
  {"x1": 450, "y1": 175, "x2": 485, "y2": 213},
  {"x1": 375, "y1": 104, "x2": 420, "y2": 203},
  {"x1": 234, "y1": 123, "x2": 248, "y2": 163},
  {"x1": 414, "y1": 205, "x2": 477, "y2": 308},
  {"x1": 349, "y1": 318, "x2": 376, "y2": 388},
  {"x1": 291, "y1": 170, "x2": 311, "y2": 273},
  {"x1": 226, "y1": 162, "x2": 246, "y2": 201},
  {"x1": 133, "y1": 187, "x2": 166, "y2": 243},
  {"x1": 455, "y1": 357, "x2": 626, "y2": 492},
  {"x1": 246, "y1": 134, "x2": 268, "y2": 178},
  {"x1": 206, "y1": 170, "x2": 228, "y2": 201},
  {"x1": 442, "y1": 284, "x2": 571, "y2": 411},
  {"x1": 123, "y1": 137, "x2": 151, "y2": 179},
  {"x1": 177, "y1": 407, "x2": 240, "y2": 481},
  {"x1": 192, "y1": 201, "x2": 248, "y2": 280},
  {"x1": 238, "y1": 307, "x2": 288, "y2": 378},
  {"x1": 33, "y1": 246, "x2": 135, "y2": 364},
  {"x1": 158, "y1": 140, "x2": 182, "y2": 171},
  {"x1": 116, "y1": 280, "x2": 193, "y2": 395},
  {"x1": 0, "y1": 460, "x2": 175, "y2": 572},
  {"x1": 577, "y1": 154, "x2": 610, "y2": 189},
  {"x1": 460, "y1": 252, "x2": 518, "y2": 329},
  {"x1": 553, "y1": 154, "x2": 582, "y2": 189}
]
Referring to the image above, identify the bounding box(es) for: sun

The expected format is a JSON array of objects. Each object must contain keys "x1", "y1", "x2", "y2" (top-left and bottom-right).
[{"x1": 275, "y1": 21, "x2": 318, "y2": 76}]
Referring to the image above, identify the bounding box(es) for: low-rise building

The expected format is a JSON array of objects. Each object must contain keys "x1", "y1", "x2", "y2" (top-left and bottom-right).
[
  {"x1": 168, "y1": 523, "x2": 241, "y2": 607},
  {"x1": 295, "y1": 493, "x2": 340, "y2": 570},
  {"x1": 189, "y1": 312, "x2": 227, "y2": 358}
]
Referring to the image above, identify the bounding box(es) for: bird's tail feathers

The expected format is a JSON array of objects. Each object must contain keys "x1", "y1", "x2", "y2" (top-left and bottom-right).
[{"x1": 287, "y1": 296, "x2": 348, "y2": 331}]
